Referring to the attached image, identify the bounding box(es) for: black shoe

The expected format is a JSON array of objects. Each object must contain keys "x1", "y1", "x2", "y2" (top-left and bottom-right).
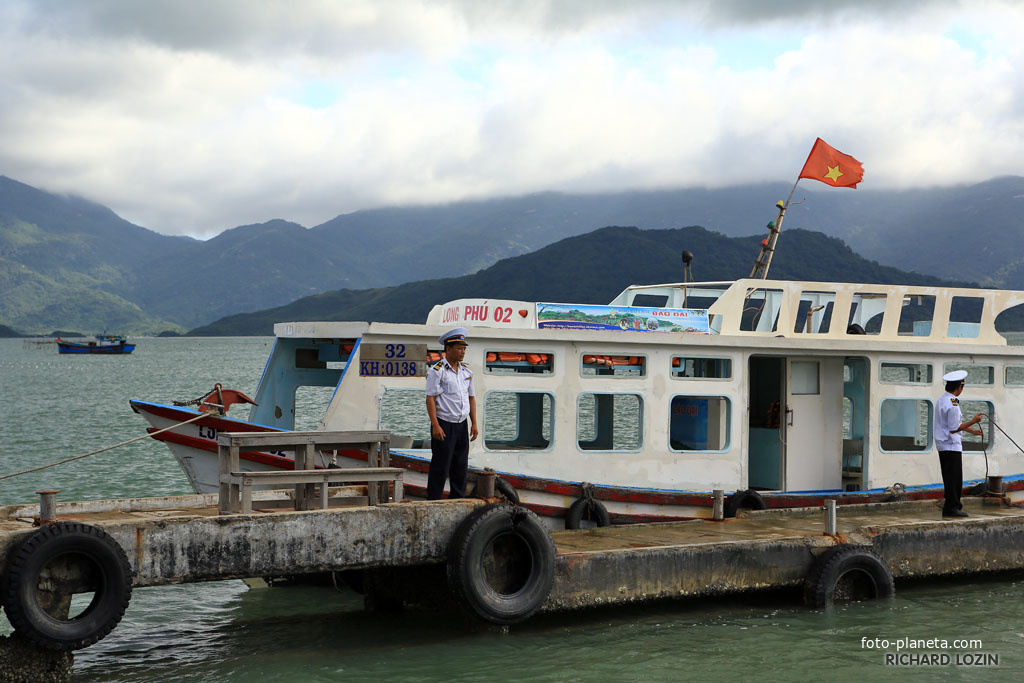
[{"x1": 942, "y1": 510, "x2": 968, "y2": 518}]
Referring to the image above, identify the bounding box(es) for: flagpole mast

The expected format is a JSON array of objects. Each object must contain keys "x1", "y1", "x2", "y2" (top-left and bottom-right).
[
  {"x1": 750, "y1": 137, "x2": 862, "y2": 279},
  {"x1": 750, "y1": 177, "x2": 801, "y2": 279}
]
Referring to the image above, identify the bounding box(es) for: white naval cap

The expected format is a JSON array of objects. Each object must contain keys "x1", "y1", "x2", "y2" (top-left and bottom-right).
[
  {"x1": 439, "y1": 327, "x2": 469, "y2": 345},
  {"x1": 942, "y1": 369, "x2": 968, "y2": 382}
]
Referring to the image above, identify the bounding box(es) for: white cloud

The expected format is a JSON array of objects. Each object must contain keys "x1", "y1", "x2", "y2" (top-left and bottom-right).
[{"x1": 0, "y1": 0, "x2": 1022, "y2": 237}]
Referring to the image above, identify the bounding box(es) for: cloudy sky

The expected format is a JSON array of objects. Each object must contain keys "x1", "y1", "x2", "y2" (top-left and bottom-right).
[{"x1": 1, "y1": 0, "x2": 1021, "y2": 238}]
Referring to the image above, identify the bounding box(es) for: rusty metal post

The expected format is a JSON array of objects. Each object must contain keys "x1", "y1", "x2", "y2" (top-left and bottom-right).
[
  {"x1": 476, "y1": 468, "x2": 496, "y2": 498},
  {"x1": 36, "y1": 489, "x2": 59, "y2": 524},
  {"x1": 823, "y1": 499, "x2": 837, "y2": 535},
  {"x1": 712, "y1": 490, "x2": 724, "y2": 520}
]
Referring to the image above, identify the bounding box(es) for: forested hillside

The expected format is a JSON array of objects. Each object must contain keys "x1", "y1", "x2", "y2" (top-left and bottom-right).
[{"x1": 191, "y1": 226, "x2": 976, "y2": 336}]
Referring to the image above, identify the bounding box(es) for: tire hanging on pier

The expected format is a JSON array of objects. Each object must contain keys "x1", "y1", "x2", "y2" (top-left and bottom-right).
[
  {"x1": 1, "y1": 522, "x2": 132, "y2": 650},
  {"x1": 564, "y1": 497, "x2": 611, "y2": 530},
  {"x1": 723, "y1": 489, "x2": 767, "y2": 518},
  {"x1": 447, "y1": 502, "x2": 555, "y2": 625},
  {"x1": 803, "y1": 546, "x2": 895, "y2": 608}
]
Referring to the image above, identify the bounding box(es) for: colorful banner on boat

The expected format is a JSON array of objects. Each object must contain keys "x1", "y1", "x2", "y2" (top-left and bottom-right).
[{"x1": 536, "y1": 303, "x2": 710, "y2": 334}]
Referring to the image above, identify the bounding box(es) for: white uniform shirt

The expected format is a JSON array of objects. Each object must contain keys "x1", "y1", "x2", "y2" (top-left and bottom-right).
[
  {"x1": 426, "y1": 358, "x2": 475, "y2": 423},
  {"x1": 934, "y1": 392, "x2": 963, "y2": 451}
]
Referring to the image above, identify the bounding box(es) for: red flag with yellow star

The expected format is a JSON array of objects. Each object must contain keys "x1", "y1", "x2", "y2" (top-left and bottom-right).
[{"x1": 798, "y1": 138, "x2": 863, "y2": 188}]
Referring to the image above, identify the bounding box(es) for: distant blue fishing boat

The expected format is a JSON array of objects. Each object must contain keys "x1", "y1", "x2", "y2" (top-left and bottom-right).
[{"x1": 56, "y1": 335, "x2": 135, "y2": 354}]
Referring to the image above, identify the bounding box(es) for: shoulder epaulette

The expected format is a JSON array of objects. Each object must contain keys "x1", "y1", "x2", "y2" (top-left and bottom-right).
[
  {"x1": 951, "y1": 397, "x2": 959, "y2": 406},
  {"x1": 432, "y1": 361, "x2": 443, "y2": 370}
]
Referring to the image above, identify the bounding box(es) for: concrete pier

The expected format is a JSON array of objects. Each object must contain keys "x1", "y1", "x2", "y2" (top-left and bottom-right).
[
  {"x1": 2, "y1": 490, "x2": 1024, "y2": 681},
  {"x1": 2, "y1": 493, "x2": 1021, "y2": 599},
  {"x1": 547, "y1": 496, "x2": 1024, "y2": 609},
  {"x1": 0, "y1": 491, "x2": 477, "y2": 586}
]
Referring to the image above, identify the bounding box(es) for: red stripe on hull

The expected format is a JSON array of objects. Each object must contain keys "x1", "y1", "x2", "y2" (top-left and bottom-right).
[{"x1": 136, "y1": 401, "x2": 1024, "y2": 513}]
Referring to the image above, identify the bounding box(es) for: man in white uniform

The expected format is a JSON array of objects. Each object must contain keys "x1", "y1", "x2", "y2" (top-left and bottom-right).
[
  {"x1": 425, "y1": 327, "x2": 478, "y2": 499},
  {"x1": 933, "y1": 369, "x2": 983, "y2": 518}
]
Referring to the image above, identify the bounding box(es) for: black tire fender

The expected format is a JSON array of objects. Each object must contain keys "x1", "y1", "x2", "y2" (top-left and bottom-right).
[
  {"x1": 1, "y1": 522, "x2": 133, "y2": 650},
  {"x1": 724, "y1": 489, "x2": 767, "y2": 518},
  {"x1": 494, "y1": 477, "x2": 520, "y2": 505},
  {"x1": 470, "y1": 476, "x2": 520, "y2": 505},
  {"x1": 803, "y1": 546, "x2": 895, "y2": 607},
  {"x1": 564, "y1": 497, "x2": 611, "y2": 530},
  {"x1": 447, "y1": 503, "x2": 555, "y2": 625}
]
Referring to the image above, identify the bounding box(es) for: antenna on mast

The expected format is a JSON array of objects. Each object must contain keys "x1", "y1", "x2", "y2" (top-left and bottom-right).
[{"x1": 681, "y1": 250, "x2": 694, "y2": 307}]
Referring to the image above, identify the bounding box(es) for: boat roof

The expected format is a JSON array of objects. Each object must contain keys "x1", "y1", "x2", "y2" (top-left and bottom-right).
[{"x1": 273, "y1": 278, "x2": 1024, "y2": 347}]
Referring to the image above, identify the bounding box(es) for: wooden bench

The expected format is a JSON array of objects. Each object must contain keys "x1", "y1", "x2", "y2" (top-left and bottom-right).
[{"x1": 217, "y1": 430, "x2": 403, "y2": 514}]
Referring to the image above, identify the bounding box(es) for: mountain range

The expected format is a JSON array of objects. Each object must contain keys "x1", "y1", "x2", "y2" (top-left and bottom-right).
[
  {"x1": 1, "y1": 174, "x2": 1022, "y2": 335},
  {"x1": 190, "y1": 226, "x2": 982, "y2": 336}
]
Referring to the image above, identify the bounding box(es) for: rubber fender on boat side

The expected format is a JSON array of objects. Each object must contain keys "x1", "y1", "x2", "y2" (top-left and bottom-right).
[
  {"x1": 493, "y1": 477, "x2": 520, "y2": 505},
  {"x1": 446, "y1": 503, "x2": 556, "y2": 625},
  {"x1": 469, "y1": 476, "x2": 520, "y2": 504},
  {"x1": 723, "y1": 489, "x2": 767, "y2": 518},
  {"x1": 564, "y1": 497, "x2": 612, "y2": 530},
  {"x1": 803, "y1": 546, "x2": 895, "y2": 608},
  {"x1": 1, "y1": 522, "x2": 133, "y2": 650}
]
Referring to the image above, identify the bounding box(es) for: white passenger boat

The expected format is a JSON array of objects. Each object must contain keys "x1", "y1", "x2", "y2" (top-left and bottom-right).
[{"x1": 131, "y1": 278, "x2": 1024, "y2": 526}]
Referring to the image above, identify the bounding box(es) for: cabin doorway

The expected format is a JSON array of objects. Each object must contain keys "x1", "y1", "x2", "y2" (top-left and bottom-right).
[
  {"x1": 748, "y1": 356, "x2": 844, "y2": 491},
  {"x1": 842, "y1": 357, "x2": 870, "y2": 491},
  {"x1": 748, "y1": 357, "x2": 783, "y2": 489}
]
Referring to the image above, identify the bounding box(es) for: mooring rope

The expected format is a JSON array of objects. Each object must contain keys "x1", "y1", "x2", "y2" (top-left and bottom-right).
[
  {"x1": 0, "y1": 411, "x2": 211, "y2": 481},
  {"x1": 986, "y1": 412, "x2": 1024, "y2": 455}
]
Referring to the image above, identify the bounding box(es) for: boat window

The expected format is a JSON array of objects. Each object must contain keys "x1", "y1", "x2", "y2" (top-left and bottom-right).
[
  {"x1": 949, "y1": 296, "x2": 983, "y2": 338},
  {"x1": 880, "y1": 362, "x2": 933, "y2": 384},
  {"x1": 299, "y1": 339, "x2": 357, "y2": 368},
  {"x1": 943, "y1": 363, "x2": 994, "y2": 385},
  {"x1": 848, "y1": 292, "x2": 887, "y2": 335},
  {"x1": 485, "y1": 351, "x2": 554, "y2": 375},
  {"x1": 631, "y1": 294, "x2": 668, "y2": 308},
  {"x1": 1005, "y1": 366, "x2": 1024, "y2": 386},
  {"x1": 790, "y1": 361, "x2": 819, "y2": 395},
  {"x1": 898, "y1": 295, "x2": 935, "y2": 336},
  {"x1": 671, "y1": 356, "x2": 732, "y2": 379},
  {"x1": 379, "y1": 388, "x2": 431, "y2": 448},
  {"x1": 958, "y1": 400, "x2": 993, "y2": 451},
  {"x1": 740, "y1": 288, "x2": 782, "y2": 332},
  {"x1": 680, "y1": 294, "x2": 722, "y2": 311},
  {"x1": 581, "y1": 354, "x2": 646, "y2": 377},
  {"x1": 794, "y1": 291, "x2": 835, "y2": 334},
  {"x1": 879, "y1": 399, "x2": 932, "y2": 452},
  {"x1": 842, "y1": 396, "x2": 854, "y2": 439},
  {"x1": 484, "y1": 391, "x2": 553, "y2": 450},
  {"x1": 669, "y1": 395, "x2": 731, "y2": 451},
  {"x1": 577, "y1": 393, "x2": 643, "y2": 451},
  {"x1": 995, "y1": 304, "x2": 1024, "y2": 342}
]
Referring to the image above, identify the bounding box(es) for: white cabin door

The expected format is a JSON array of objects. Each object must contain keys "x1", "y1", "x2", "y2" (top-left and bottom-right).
[{"x1": 784, "y1": 357, "x2": 843, "y2": 491}]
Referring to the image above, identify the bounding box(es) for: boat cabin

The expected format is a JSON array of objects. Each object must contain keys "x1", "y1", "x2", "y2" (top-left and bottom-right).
[{"x1": 248, "y1": 279, "x2": 1024, "y2": 498}]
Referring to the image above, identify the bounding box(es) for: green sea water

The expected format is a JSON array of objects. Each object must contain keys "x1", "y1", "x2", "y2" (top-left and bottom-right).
[{"x1": 2, "y1": 337, "x2": 1023, "y2": 682}]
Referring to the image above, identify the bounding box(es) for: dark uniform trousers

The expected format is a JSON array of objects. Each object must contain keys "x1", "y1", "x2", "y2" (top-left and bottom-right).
[
  {"x1": 428, "y1": 418, "x2": 469, "y2": 500},
  {"x1": 938, "y1": 450, "x2": 963, "y2": 513}
]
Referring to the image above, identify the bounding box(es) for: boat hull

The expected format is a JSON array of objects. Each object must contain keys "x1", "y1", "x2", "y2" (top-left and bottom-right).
[
  {"x1": 58, "y1": 341, "x2": 135, "y2": 354},
  {"x1": 130, "y1": 400, "x2": 1023, "y2": 527}
]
